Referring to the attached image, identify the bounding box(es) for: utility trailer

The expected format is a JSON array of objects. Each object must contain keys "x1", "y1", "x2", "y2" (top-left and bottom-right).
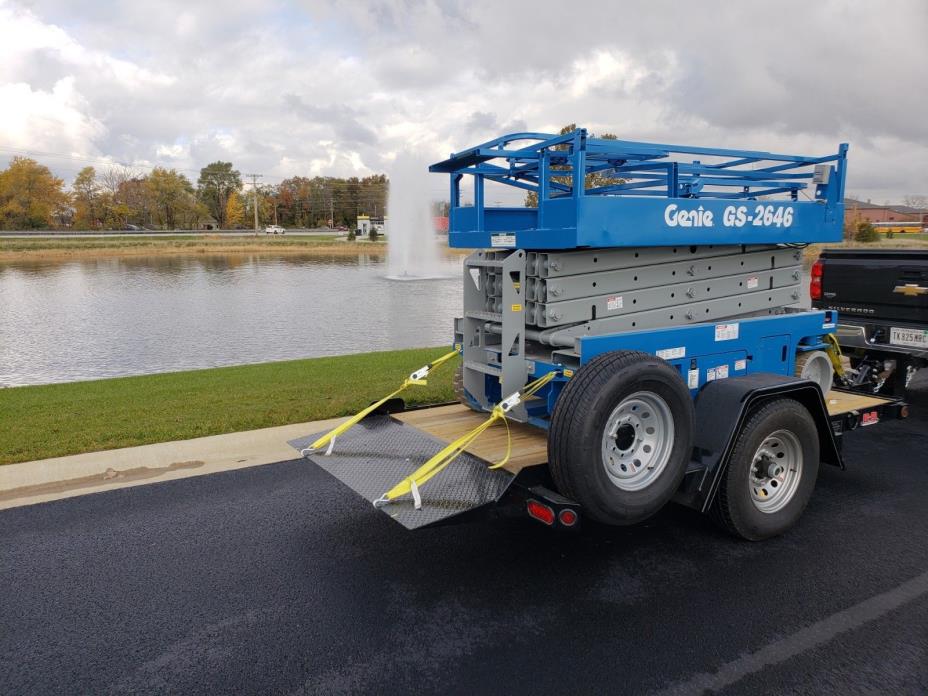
[{"x1": 292, "y1": 130, "x2": 909, "y2": 540}]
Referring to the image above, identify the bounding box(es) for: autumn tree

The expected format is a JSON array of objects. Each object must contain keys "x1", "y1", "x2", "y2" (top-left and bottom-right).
[
  {"x1": 225, "y1": 190, "x2": 246, "y2": 228},
  {"x1": 277, "y1": 176, "x2": 311, "y2": 226},
  {"x1": 117, "y1": 177, "x2": 152, "y2": 228},
  {"x1": 197, "y1": 161, "x2": 241, "y2": 228},
  {"x1": 99, "y1": 165, "x2": 137, "y2": 227},
  {"x1": 72, "y1": 166, "x2": 101, "y2": 229},
  {"x1": 146, "y1": 167, "x2": 195, "y2": 229},
  {"x1": 0, "y1": 157, "x2": 68, "y2": 230},
  {"x1": 242, "y1": 185, "x2": 277, "y2": 228}
]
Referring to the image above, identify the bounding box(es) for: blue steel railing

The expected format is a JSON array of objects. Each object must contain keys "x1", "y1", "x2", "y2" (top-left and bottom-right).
[{"x1": 430, "y1": 129, "x2": 848, "y2": 249}]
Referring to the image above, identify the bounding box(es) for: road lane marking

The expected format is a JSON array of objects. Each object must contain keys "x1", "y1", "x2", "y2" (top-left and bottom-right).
[{"x1": 653, "y1": 569, "x2": 928, "y2": 695}]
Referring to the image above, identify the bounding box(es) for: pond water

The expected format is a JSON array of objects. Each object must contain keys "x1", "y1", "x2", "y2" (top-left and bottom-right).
[
  {"x1": 0, "y1": 253, "x2": 814, "y2": 388},
  {"x1": 0, "y1": 254, "x2": 463, "y2": 387}
]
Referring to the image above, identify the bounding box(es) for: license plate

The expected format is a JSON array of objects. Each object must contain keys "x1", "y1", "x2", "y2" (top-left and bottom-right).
[{"x1": 890, "y1": 326, "x2": 928, "y2": 348}]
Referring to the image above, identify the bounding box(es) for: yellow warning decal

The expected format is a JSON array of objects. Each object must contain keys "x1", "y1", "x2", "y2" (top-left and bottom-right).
[{"x1": 511, "y1": 304, "x2": 522, "y2": 312}]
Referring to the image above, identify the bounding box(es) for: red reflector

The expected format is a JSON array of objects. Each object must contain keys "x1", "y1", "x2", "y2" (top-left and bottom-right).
[
  {"x1": 900, "y1": 404, "x2": 910, "y2": 419},
  {"x1": 526, "y1": 499, "x2": 555, "y2": 526},
  {"x1": 558, "y1": 508, "x2": 578, "y2": 527}
]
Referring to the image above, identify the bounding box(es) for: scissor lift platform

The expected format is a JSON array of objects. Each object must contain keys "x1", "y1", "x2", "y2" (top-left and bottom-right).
[{"x1": 291, "y1": 389, "x2": 903, "y2": 530}]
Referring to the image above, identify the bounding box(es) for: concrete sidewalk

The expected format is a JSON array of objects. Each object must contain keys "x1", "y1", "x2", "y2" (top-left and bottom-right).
[{"x1": 0, "y1": 416, "x2": 345, "y2": 510}]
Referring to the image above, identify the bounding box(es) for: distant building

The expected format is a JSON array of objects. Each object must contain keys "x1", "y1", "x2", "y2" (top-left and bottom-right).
[
  {"x1": 844, "y1": 198, "x2": 928, "y2": 226},
  {"x1": 356, "y1": 215, "x2": 386, "y2": 235}
]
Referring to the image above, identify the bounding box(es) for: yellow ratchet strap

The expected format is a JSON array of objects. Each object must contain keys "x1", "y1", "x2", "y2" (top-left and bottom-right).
[
  {"x1": 300, "y1": 349, "x2": 460, "y2": 457},
  {"x1": 824, "y1": 333, "x2": 847, "y2": 381},
  {"x1": 373, "y1": 370, "x2": 560, "y2": 509}
]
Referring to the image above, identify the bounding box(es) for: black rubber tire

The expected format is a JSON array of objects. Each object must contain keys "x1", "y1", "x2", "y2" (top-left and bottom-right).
[
  {"x1": 712, "y1": 398, "x2": 820, "y2": 541},
  {"x1": 548, "y1": 351, "x2": 695, "y2": 525}
]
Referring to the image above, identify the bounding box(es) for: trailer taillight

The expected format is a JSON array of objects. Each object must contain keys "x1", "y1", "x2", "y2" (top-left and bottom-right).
[
  {"x1": 558, "y1": 508, "x2": 578, "y2": 527},
  {"x1": 526, "y1": 499, "x2": 555, "y2": 526},
  {"x1": 810, "y1": 260, "x2": 824, "y2": 300}
]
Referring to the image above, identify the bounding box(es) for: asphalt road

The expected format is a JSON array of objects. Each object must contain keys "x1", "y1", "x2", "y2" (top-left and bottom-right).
[{"x1": 2, "y1": 394, "x2": 927, "y2": 695}]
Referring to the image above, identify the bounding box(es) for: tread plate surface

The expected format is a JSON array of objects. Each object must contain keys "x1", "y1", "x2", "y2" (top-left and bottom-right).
[{"x1": 289, "y1": 415, "x2": 514, "y2": 529}]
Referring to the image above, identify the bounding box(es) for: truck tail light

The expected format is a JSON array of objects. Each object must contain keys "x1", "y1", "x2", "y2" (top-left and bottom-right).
[{"x1": 810, "y1": 260, "x2": 824, "y2": 300}]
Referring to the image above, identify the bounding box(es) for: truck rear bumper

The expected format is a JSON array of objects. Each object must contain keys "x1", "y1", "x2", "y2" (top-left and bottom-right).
[{"x1": 836, "y1": 320, "x2": 928, "y2": 359}]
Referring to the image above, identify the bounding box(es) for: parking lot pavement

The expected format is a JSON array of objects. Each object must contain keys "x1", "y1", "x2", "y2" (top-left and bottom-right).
[{"x1": 1, "y1": 396, "x2": 926, "y2": 695}]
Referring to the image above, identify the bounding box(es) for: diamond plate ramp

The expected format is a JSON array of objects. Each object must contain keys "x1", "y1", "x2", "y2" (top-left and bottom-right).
[{"x1": 288, "y1": 415, "x2": 514, "y2": 530}]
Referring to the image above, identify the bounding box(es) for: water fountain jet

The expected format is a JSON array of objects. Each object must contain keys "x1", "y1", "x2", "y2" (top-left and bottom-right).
[{"x1": 385, "y1": 151, "x2": 448, "y2": 280}]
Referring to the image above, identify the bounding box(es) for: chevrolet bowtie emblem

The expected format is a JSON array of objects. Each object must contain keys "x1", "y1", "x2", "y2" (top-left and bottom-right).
[{"x1": 893, "y1": 283, "x2": 928, "y2": 297}]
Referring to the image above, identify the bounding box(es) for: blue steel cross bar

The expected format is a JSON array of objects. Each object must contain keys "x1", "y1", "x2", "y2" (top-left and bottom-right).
[{"x1": 430, "y1": 129, "x2": 848, "y2": 249}]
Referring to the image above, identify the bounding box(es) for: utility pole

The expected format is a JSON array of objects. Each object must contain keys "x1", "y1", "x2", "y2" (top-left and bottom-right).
[{"x1": 246, "y1": 173, "x2": 263, "y2": 235}]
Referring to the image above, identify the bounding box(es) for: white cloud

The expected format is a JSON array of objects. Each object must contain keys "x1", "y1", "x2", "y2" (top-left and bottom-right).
[
  {"x1": 0, "y1": 78, "x2": 105, "y2": 154},
  {"x1": 155, "y1": 143, "x2": 188, "y2": 159},
  {"x1": 0, "y1": 0, "x2": 926, "y2": 201}
]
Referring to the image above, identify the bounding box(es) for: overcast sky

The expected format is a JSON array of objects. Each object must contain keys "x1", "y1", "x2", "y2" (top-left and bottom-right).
[{"x1": 1, "y1": 0, "x2": 926, "y2": 203}]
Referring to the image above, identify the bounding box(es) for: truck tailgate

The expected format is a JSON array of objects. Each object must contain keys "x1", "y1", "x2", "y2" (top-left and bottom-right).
[{"x1": 816, "y1": 249, "x2": 928, "y2": 323}]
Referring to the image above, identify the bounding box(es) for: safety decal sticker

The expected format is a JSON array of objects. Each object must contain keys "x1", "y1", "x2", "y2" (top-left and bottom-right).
[
  {"x1": 656, "y1": 346, "x2": 686, "y2": 360},
  {"x1": 490, "y1": 233, "x2": 516, "y2": 248},
  {"x1": 714, "y1": 323, "x2": 739, "y2": 341}
]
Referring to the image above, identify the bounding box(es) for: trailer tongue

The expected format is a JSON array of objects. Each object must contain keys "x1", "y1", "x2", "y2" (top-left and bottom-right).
[{"x1": 291, "y1": 129, "x2": 910, "y2": 539}]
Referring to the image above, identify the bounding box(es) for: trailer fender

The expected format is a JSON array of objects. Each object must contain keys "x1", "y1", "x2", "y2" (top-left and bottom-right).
[{"x1": 675, "y1": 373, "x2": 842, "y2": 514}]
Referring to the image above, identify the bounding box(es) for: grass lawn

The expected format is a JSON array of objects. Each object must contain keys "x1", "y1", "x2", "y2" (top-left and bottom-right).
[
  {"x1": 0, "y1": 346, "x2": 458, "y2": 465},
  {"x1": 0, "y1": 234, "x2": 387, "y2": 261}
]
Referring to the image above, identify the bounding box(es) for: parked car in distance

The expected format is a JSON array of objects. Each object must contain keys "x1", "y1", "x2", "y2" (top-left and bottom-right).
[{"x1": 265, "y1": 225, "x2": 285, "y2": 235}]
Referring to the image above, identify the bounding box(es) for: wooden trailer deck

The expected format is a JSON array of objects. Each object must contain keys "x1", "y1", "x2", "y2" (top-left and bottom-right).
[{"x1": 395, "y1": 390, "x2": 896, "y2": 475}]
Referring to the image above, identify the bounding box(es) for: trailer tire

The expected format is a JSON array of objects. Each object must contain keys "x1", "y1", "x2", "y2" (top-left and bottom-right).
[
  {"x1": 548, "y1": 351, "x2": 694, "y2": 525},
  {"x1": 712, "y1": 398, "x2": 820, "y2": 541}
]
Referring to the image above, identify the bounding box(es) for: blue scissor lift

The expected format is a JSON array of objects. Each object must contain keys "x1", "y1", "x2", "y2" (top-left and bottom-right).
[{"x1": 294, "y1": 130, "x2": 908, "y2": 539}]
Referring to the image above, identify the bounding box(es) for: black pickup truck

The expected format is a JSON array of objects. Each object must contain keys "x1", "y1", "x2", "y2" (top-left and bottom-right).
[{"x1": 812, "y1": 248, "x2": 928, "y2": 394}]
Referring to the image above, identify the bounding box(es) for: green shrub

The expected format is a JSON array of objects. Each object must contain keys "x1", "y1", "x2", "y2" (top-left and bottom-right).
[{"x1": 855, "y1": 221, "x2": 879, "y2": 242}]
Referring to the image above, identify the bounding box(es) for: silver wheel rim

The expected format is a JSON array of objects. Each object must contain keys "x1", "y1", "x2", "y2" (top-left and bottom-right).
[
  {"x1": 749, "y1": 429, "x2": 803, "y2": 514},
  {"x1": 601, "y1": 391, "x2": 675, "y2": 491}
]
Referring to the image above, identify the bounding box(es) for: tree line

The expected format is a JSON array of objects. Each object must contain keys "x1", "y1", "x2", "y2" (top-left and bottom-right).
[{"x1": 0, "y1": 157, "x2": 388, "y2": 231}]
